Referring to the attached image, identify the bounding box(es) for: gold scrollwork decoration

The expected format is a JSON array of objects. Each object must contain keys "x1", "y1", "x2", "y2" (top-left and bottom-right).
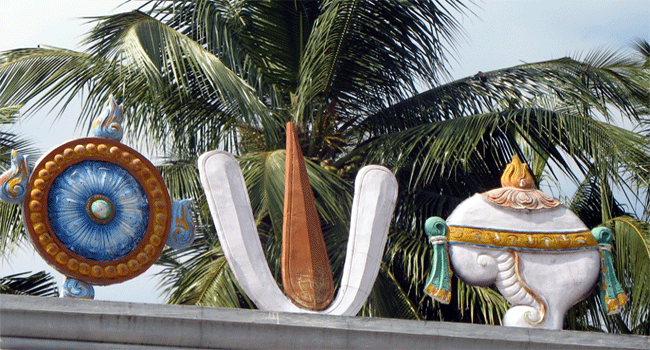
[{"x1": 447, "y1": 226, "x2": 598, "y2": 250}]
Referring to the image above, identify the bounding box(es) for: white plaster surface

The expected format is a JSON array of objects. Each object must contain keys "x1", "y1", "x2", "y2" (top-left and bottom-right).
[
  {"x1": 446, "y1": 194, "x2": 588, "y2": 232},
  {"x1": 449, "y1": 243, "x2": 600, "y2": 330},
  {"x1": 198, "y1": 150, "x2": 397, "y2": 315},
  {"x1": 444, "y1": 191, "x2": 603, "y2": 330}
]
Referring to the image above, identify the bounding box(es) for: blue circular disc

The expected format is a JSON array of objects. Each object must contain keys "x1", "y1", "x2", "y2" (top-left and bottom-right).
[{"x1": 47, "y1": 160, "x2": 149, "y2": 261}]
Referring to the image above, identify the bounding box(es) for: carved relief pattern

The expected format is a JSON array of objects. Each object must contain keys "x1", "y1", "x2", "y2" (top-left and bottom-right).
[
  {"x1": 23, "y1": 138, "x2": 171, "y2": 285},
  {"x1": 167, "y1": 199, "x2": 196, "y2": 249},
  {"x1": 91, "y1": 95, "x2": 124, "y2": 142},
  {"x1": 448, "y1": 226, "x2": 598, "y2": 250},
  {"x1": 294, "y1": 268, "x2": 335, "y2": 307},
  {"x1": 482, "y1": 155, "x2": 561, "y2": 210},
  {"x1": 48, "y1": 161, "x2": 149, "y2": 261},
  {"x1": 493, "y1": 251, "x2": 545, "y2": 326},
  {"x1": 481, "y1": 187, "x2": 561, "y2": 210},
  {"x1": 0, "y1": 150, "x2": 29, "y2": 204},
  {"x1": 61, "y1": 278, "x2": 95, "y2": 299}
]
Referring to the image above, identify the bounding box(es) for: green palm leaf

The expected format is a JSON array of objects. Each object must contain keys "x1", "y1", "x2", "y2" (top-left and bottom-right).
[
  {"x1": 359, "y1": 263, "x2": 422, "y2": 320},
  {"x1": 366, "y1": 109, "x2": 650, "y2": 190},
  {"x1": 159, "y1": 236, "x2": 250, "y2": 308},
  {"x1": 358, "y1": 53, "x2": 649, "y2": 139},
  {"x1": 0, "y1": 271, "x2": 59, "y2": 297}
]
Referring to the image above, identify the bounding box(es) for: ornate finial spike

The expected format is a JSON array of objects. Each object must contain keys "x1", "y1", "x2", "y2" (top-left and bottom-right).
[
  {"x1": 61, "y1": 277, "x2": 95, "y2": 299},
  {"x1": 0, "y1": 150, "x2": 29, "y2": 204},
  {"x1": 281, "y1": 121, "x2": 335, "y2": 311},
  {"x1": 167, "y1": 199, "x2": 197, "y2": 249},
  {"x1": 91, "y1": 95, "x2": 124, "y2": 141},
  {"x1": 500, "y1": 155, "x2": 534, "y2": 189}
]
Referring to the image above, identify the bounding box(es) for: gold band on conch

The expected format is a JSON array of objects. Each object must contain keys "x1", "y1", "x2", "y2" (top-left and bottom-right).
[{"x1": 447, "y1": 226, "x2": 598, "y2": 250}]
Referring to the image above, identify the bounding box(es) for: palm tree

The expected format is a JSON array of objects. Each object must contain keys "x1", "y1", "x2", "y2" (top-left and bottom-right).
[{"x1": 0, "y1": 0, "x2": 648, "y2": 333}]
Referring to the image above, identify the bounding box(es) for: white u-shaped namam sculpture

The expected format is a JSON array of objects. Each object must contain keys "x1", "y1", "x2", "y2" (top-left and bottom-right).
[{"x1": 198, "y1": 150, "x2": 397, "y2": 315}]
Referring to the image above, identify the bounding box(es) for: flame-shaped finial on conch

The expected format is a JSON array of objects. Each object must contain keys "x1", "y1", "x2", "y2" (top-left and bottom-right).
[
  {"x1": 91, "y1": 95, "x2": 124, "y2": 142},
  {"x1": 500, "y1": 155, "x2": 535, "y2": 189},
  {"x1": 483, "y1": 155, "x2": 560, "y2": 209},
  {"x1": 0, "y1": 150, "x2": 29, "y2": 204}
]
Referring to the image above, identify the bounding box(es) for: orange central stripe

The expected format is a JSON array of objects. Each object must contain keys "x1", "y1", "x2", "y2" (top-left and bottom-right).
[{"x1": 281, "y1": 122, "x2": 335, "y2": 310}]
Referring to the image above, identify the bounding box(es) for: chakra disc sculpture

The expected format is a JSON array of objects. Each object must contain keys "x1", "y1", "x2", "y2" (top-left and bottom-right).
[
  {"x1": 24, "y1": 138, "x2": 171, "y2": 284},
  {"x1": 1, "y1": 96, "x2": 195, "y2": 297}
]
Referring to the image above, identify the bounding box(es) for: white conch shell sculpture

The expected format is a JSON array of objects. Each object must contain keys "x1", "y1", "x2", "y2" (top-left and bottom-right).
[
  {"x1": 424, "y1": 156, "x2": 627, "y2": 330},
  {"x1": 198, "y1": 150, "x2": 398, "y2": 315}
]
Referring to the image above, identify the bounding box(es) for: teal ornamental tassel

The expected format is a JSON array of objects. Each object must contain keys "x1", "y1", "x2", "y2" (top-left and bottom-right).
[
  {"x1": 423, "y1": 216, "x2": 452, "y2": 304},
  {"x1": 591, "y1": 227, "x2": 628, "y2": 315}
]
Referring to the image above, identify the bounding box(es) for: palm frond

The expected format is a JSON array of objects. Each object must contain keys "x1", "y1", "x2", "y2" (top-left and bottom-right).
[
  {"x1": 0, "y1": 105, "x2": 21, "y2": 124},
  {"x1": 365, "y1": 108, "x2": 650, "y2": 193},
  {"x1": 569, "y1": 171, "x2": 628, "y2": 228},
  {"x1": 0, "y1": 201, "x2": 24, "y2": 257},
  {"x1": 455, "y1": 280, "x2": 508, "y2": 325},
  {"x1": 605, "y1": 217, "x2": 650, "y2": 334},
  {"x1": 85, "y1": 10, "x2": 281, "y2": 149},
  {"x1": 0, "y1": 47, "x2": 101, "y2": 119},
  {"x1": 0, "y1": 271, "x2": 59, "y2": 297},
  {"x1": 631, "y1": 38, "x2": 650, "y2": 68},
  {"x1": 358, "y1": 54, "x2": 649, "y2": 138},
  {"x1": 160, "y1": 236, "x2": 250, "y2": 308},
  {"x1": 0, "y1": 119, "x2": 37, "y2": 257},
  {"x1": 294, "y1": 0, "x2": 467, "y2": 154},
  {"x1": 359, "y1": 263, "x2": 422, "y2": 320},
  {"x1": 567, "y1": 216, "x2": 650, "y2": 334}
]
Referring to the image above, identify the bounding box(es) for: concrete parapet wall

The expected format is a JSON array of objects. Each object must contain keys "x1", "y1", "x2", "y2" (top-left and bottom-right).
[{"x1": 1, "y1": 295, "x2": 647, "y2": 349}]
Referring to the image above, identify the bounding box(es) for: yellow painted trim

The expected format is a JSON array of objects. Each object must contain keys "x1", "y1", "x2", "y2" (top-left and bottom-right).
[
  {"x1": 448, "y1": 226, "x2": 598, "y2": 250},
  {"x1": 424, "y1": 285, "x2": 452, "y2": 304}
]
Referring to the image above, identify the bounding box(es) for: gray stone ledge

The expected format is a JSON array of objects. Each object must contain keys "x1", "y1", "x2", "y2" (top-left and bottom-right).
[{"x1": 1, "y1": 294, "x2": 648, "y2": 349}]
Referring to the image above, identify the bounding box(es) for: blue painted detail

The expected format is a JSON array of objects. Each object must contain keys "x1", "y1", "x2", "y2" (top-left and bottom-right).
[
  {"x1": 91, "y1": 95, "x2": 124, "y2": 142},
  {"x1": 0, "y1": 150, "x2": 29, "y2": 204},
  {"x1": 61, "y1": 277, "x2": 95, "y2": 299},
  {"x1": 167, "y1": 199, "x2": 196, "y2": 249},
  {"x1": 47, "y1": 161, "x2": 149, "y2": 261}
]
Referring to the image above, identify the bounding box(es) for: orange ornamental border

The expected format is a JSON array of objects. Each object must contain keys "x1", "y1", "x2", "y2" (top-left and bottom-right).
[{"x1": 23, "y1": 138, "x2": 171, "y2": 285}]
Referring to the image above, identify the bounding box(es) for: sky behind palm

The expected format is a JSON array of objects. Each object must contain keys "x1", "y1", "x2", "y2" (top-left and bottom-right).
[{"x1": 0, "y1": 0, "x2": 648, "y2": 303}]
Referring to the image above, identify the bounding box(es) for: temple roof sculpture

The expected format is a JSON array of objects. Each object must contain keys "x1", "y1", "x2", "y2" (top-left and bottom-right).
[
  {"x1": 0, "y1": 96, "x2": 196, "y2": 298},
  {"x1": 424, "y1": 156, "x2": 627, "y2": 330},
  {"x1": 198, "y1": 122, "x2": 398, "y2": 315}
]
